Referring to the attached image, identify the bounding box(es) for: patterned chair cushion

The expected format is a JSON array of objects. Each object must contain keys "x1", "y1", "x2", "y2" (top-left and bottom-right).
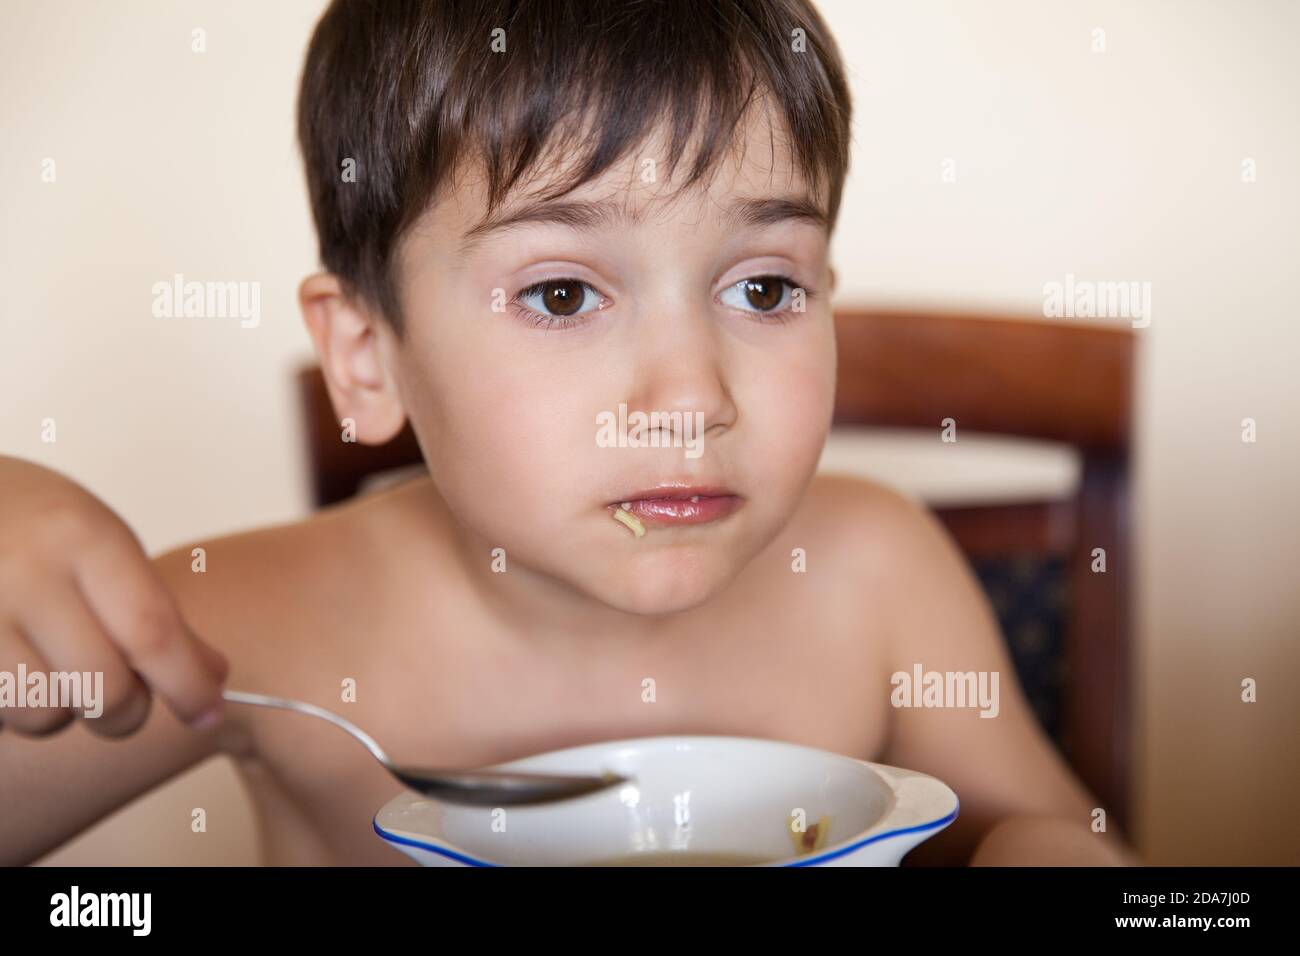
[{"x1": 970, "y1": 555, "x2": 1069, "y2": 745}]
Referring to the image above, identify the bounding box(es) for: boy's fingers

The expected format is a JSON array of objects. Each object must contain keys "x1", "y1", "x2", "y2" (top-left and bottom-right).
[
  {"x1": 75, "y1": 543, "x2": 225, "y2": 727},
  {"x1": 0, "y1": 625, "x2": 75, "y2": 736},
  {"x1": 193, "y1": 636, "x2": 230, "y2": 684},
  {"x1": 85, "y1": 672, "x2": 153, "y2": 739},
  {"x1": 16, "y1": 580, "x2": 148, "y2": 735}
]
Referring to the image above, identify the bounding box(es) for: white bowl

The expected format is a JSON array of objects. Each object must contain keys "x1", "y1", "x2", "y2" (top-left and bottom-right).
[{"x1": 374, "y1": 735, "x2": 958, "y2": 866}]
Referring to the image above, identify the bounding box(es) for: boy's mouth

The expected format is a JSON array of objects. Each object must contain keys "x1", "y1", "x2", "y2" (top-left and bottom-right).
[{"x1": 605, "y1": 484, "x2": 742, "y2": 528}]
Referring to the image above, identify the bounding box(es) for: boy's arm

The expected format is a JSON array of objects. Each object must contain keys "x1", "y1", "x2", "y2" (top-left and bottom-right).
[
  {"x1": 0, "y1": 546, "x2": 246, "y2": 866},
  {"x1": 860, "y1": 487, "x2": 1138, "y2": 866},
  {"x1": 0, "y1": 457, "x2": 237, "y2": 864}
]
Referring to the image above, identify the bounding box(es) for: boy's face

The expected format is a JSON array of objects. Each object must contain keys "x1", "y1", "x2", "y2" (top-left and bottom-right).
[{"x1": 380, "y1": 108, "x2": 836, "y2": 615}]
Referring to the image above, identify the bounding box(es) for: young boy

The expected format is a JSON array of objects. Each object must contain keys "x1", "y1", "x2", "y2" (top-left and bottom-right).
[{"x1": 0, "y1": 0, "x2": 1134, "y2": 866}]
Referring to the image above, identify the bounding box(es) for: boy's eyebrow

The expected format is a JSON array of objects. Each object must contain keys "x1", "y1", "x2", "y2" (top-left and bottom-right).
[{"x1": 457, "y1": 193, "x2": 828, "y2": 257}]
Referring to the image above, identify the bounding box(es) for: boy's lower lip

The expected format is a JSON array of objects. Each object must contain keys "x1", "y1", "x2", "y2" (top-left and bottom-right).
[{"x1": 609, "y1": 495, "x2": 741, "y2": 526}]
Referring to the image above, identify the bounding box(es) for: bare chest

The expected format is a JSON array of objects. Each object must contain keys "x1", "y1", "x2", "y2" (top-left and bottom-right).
[{"x1": 232, "y1": 591, "x2": 890, "y2": 864}]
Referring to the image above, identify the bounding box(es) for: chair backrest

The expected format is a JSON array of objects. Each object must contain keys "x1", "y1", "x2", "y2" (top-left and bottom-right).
[{"x1": 297, "y1": 308, "x2": 1137, "y2": 829}]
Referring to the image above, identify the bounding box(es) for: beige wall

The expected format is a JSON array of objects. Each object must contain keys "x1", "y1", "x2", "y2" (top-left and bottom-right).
[{"x1": 3, "y1": 0, "x2": 1296, "y2": 866}]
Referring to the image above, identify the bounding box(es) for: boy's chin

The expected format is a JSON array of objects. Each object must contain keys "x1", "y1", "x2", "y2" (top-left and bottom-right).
[{"x1": 586, "y1": 552, "x2": 744, "y2": 617}]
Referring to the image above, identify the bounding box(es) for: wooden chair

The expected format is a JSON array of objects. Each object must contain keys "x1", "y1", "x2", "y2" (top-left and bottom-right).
[{"x1": 296, "y1": 308, "x2": 1136, "y2": 831}]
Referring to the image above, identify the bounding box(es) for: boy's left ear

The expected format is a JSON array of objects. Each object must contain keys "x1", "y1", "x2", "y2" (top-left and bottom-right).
[
  {"x1": 828, "y1": 265, "x2": 838, "y2": 295},
  {"x1": 298, "y1": 272, "x2": 407, "y2": 445}
]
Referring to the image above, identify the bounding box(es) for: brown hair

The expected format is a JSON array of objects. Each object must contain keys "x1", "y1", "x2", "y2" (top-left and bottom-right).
[{"x1": 297, "y1": 0, "x2": 853, "y2": 333}]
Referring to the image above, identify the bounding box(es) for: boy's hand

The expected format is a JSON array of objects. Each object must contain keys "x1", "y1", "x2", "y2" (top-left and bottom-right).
[{"x1": 0, "y1": 456, "x2": 228, "y2": 738}]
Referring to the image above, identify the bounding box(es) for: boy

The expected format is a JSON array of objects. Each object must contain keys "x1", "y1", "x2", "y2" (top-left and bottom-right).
[{"x1": 0, "y1": 0, "x2": 1135, "y2": 866}]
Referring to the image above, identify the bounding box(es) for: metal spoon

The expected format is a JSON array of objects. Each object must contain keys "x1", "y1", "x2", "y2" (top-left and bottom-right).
[{"x1": 221, "y1": 689, "x2": 631, "y2": 806}]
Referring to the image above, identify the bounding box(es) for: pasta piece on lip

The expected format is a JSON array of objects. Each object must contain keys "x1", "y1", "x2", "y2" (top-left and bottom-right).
[{"x1": 612, "y1": 505, "x2": 646, "y2": 537}]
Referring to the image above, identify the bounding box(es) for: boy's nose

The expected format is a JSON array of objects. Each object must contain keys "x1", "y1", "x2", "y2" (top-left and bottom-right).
[{"x1": 626, "y1": 305, "x2": 737, "y2": 440}]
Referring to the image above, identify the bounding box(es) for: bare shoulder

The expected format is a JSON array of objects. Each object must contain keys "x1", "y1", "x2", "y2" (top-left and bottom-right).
[
  {"x1": 152, "y1": 503, "x2": 355, "y2": 634},
  {"x1": 147, "y1": 487, "x2": 408, "y2": 748},
  {"x1": 788, "y1": 473, "x2": 1000, "y2": 666},
  {"x1": 790, "y1": 472, "x2": 960, "y2": 581},
  {"x1": 799, "y1": 471, "x2": 925, "y2": 521}
]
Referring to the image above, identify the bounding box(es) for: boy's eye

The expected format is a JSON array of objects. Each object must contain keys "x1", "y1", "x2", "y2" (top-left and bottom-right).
[
  {"x1": 720, "y1": 276, "x2": 794, "y2": 314},
  {"x1": 517, "y1": 279, "x2": 601, "y2": 318}
]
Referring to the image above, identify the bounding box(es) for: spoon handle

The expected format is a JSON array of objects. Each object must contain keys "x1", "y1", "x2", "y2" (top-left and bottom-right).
[{"x1": 221, "y1": 689, "x2": 391, "y2": 766}]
